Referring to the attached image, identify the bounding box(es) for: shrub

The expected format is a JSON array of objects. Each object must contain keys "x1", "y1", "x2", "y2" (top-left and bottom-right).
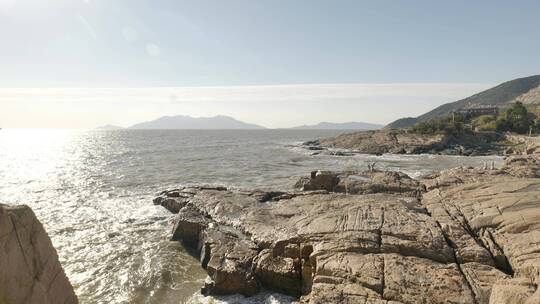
[
  {"x1": 472, "y1": 115, "x2": 497, "y2": 131},
  {"x1": 409, "y1": 116, "x2": 464, "y2": 135},
  {"x1": 496, "y1": 102, "x2": 536, "y2": 134}
]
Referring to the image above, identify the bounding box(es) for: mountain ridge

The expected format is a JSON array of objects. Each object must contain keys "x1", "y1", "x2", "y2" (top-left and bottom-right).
[
  {"x1": 128, "y1": 115, "x2": 265, "y2": 129},
  {"x1": 386, "y1": 75, "x2": 540, "y2": 129}
]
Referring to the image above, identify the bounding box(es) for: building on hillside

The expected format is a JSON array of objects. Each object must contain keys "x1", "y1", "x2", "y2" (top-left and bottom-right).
[{"x1": 454, "y1": 106, "x2": 499, "y2": 119}]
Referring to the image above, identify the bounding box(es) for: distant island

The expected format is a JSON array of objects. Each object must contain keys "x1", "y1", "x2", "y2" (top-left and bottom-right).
[
  {"x1": 128, "y1": 115, "x2": 265, "y2": 130},
  {"x1": 100, "y1": 117, "x2": 384, "y2": 130},
  {"x1": 290, "y1": 121, "x2": 383, "y2": 130}
]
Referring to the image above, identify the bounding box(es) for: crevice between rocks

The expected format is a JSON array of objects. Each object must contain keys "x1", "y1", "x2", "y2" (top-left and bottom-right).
[
  {"x1": 482, "y1": 228, "x2": 514, "y2": 275},
  {"x1": 445, "y1": 201, "x2": 514, "y2": 276},
  {"x1": 381, "y1": 255, "x2": 386, "y2": 300},
  {"x1": 431, "y1": 191, "x2": 514, "y2": 276},
  {"x1": 377, "y1": 207, "x2": 385, "y2": 251},
  {"x1": 425, "y1": 209, "x2": 479, "y2": 304},
  {"x1": 442, "y1": 224, "x2": 479, "y2": 304},
  {"x1": 9, "y1": 215, "x2": 33, "y2": 276}
]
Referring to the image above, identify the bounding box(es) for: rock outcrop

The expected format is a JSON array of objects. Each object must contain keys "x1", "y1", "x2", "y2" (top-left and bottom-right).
[
  {"x1": 307, "y1": 129, "x2": 504, "y2": 155},
  {"x1": 294, "y1": 170, "x2": 423, "y2": 196},
  {"x1": 0, "y1": 204, "x2": 78, "y2": 304},
  {"x1": 155, "y1": 148, "x2": 540, "y2": 303},
  {"x1": 422, "y1": 174, "x2": 540, "y2": 303}
]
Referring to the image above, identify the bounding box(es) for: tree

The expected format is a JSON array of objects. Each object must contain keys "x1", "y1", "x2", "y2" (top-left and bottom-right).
[
  {"x1": 496, "y1": 102, "x2": 534, "y2": 134},
  {"x1": 472, "y1": 115, "x2": 497, "y2": 131}
]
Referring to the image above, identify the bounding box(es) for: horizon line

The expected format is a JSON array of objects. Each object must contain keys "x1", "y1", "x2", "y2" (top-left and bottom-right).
[{"x1": 0, "y1": 81, "x2": 496, "y2": 90}]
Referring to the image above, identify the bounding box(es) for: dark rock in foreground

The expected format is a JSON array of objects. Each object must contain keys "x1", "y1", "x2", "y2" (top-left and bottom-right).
[{"x1": 0, "y1": 204, "x2": 78, "y2": 304}]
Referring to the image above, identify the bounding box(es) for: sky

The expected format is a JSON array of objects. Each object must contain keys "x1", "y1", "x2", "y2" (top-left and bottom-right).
[{"x1": 1, "y1": 0, "x2": 539, "y2": 128}]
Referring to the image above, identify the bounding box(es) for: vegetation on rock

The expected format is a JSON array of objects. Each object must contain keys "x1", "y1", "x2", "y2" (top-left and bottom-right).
[
  {"x1": 386, "y1": 75, "x2": 540, "y2": 129},
  {"x1": 410, "y1": 102, "x2": 540, "y2": 135}
]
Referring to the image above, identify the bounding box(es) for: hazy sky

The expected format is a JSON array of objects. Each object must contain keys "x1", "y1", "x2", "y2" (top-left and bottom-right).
[{"x1": 1, "y1": 0, "x2": 539, "y2": 128}]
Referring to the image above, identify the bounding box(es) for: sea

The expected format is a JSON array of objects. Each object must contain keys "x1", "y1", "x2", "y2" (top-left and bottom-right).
[{"x1": 0, "y1": 129, "x2": 503, "y2": 304}]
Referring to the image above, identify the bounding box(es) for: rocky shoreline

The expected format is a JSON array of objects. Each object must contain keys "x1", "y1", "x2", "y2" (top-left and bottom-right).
[
  {"x1": 154, "y1": 143, "x2": 540, "y2": 303},
  {"x1": 303, "y1": 129, "x2": 510, "y2": 156}
]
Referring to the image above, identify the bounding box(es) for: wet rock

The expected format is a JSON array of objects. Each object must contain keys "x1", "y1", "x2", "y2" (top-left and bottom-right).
[
  {"x1": 0, "y1": 204, "x2": 78, "y2": 304},
  {"x1": 200, "y1": 227, "x2": 260, "y2": 296},
  {"x1": 153, "y1": 187, "x2": 194, "y2": 213},
  {"x1": 250, "y1": 191, "x2": 290, "y2": 202},
  {"x1": 302, "y1": 140, "x2": 320, "y2": 147},
  {"x1": 153, "y1": 196, "x2": 187, "y2": 213},
  {"x1": 171, "y1": 205, "x2": 210, "y2": 246}
]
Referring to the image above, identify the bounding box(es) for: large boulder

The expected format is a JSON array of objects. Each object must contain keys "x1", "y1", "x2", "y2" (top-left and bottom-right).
[
  {"x1": 0, "y1": 204, "x2": 78, "y2": 304},
  {"x1": 294, "y1": 170, "x2": 339, "y2": 192}
]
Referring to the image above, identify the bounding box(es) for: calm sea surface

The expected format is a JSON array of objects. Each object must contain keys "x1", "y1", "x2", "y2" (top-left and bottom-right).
[{"x1": 0, "y1": 129, "x2": 502, "y2": 304}]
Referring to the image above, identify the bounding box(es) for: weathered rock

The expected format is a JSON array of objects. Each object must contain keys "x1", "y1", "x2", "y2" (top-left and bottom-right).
[
  {"x1": 171, "y1": 205, "x2": 211, "y2": 246},
  {"x1": 159, "y1": 188, "x2": 475, "y2": 302},
  {"x1": 421, "y1": 166, "x2": 506, "y2": 191},
  {"x1": 200, "y1": 227, "x2": 260, "y2": 296},
  {"x1": 501, "y1": 154, "x2": 540, "y2": 178},
  {"x1": 153, "y1": 188, "x2": 190, "y2": 213},
  {"x1": 158, "y1": 158, "x2": 540, "y2": 303},
  {"x1": 461, "y1": 262, "x2": 510, "y2": 304},
  {"x1": 0, "y1": 204, "x2": 78, "y2": 304},
  {"x1": 383, "y1": 254, "x2": 475, "y2": 303},
  {"x1": 254, "y1": 250, "x2": 303, "y2": 296},
  {"x1": 295, "y1": 170, "x2": 423, "y2": 196},
  {"x1": 317, "y1": 129, "x2": 504, "y2": 155},
  {"x1": 337, "y1": 171, "x2": 423, "y2": 196},
  {"x1": 489, "y1": 278, "x2": 537, "y2": 304},
  {"x1": 295, "y1": 170, "x2": 339, "y2": 192},
  {"x1": 423, "y1": 175, "x2": 540, "y2": 304}
]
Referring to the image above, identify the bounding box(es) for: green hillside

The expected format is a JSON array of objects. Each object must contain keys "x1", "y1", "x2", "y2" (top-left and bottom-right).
[{"x1": 386, "y1": 75, "x2": 540, "y2": 129}]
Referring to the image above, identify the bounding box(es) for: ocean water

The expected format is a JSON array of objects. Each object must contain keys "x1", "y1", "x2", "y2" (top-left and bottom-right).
[{"x1": 0, "y1": 129, "x2": 503, "y2": 304}]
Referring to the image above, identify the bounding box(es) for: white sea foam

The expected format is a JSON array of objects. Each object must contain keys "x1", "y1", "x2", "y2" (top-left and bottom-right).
[{"x1": 186, "y1": 291, "x2": 297, "y2": 304}]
